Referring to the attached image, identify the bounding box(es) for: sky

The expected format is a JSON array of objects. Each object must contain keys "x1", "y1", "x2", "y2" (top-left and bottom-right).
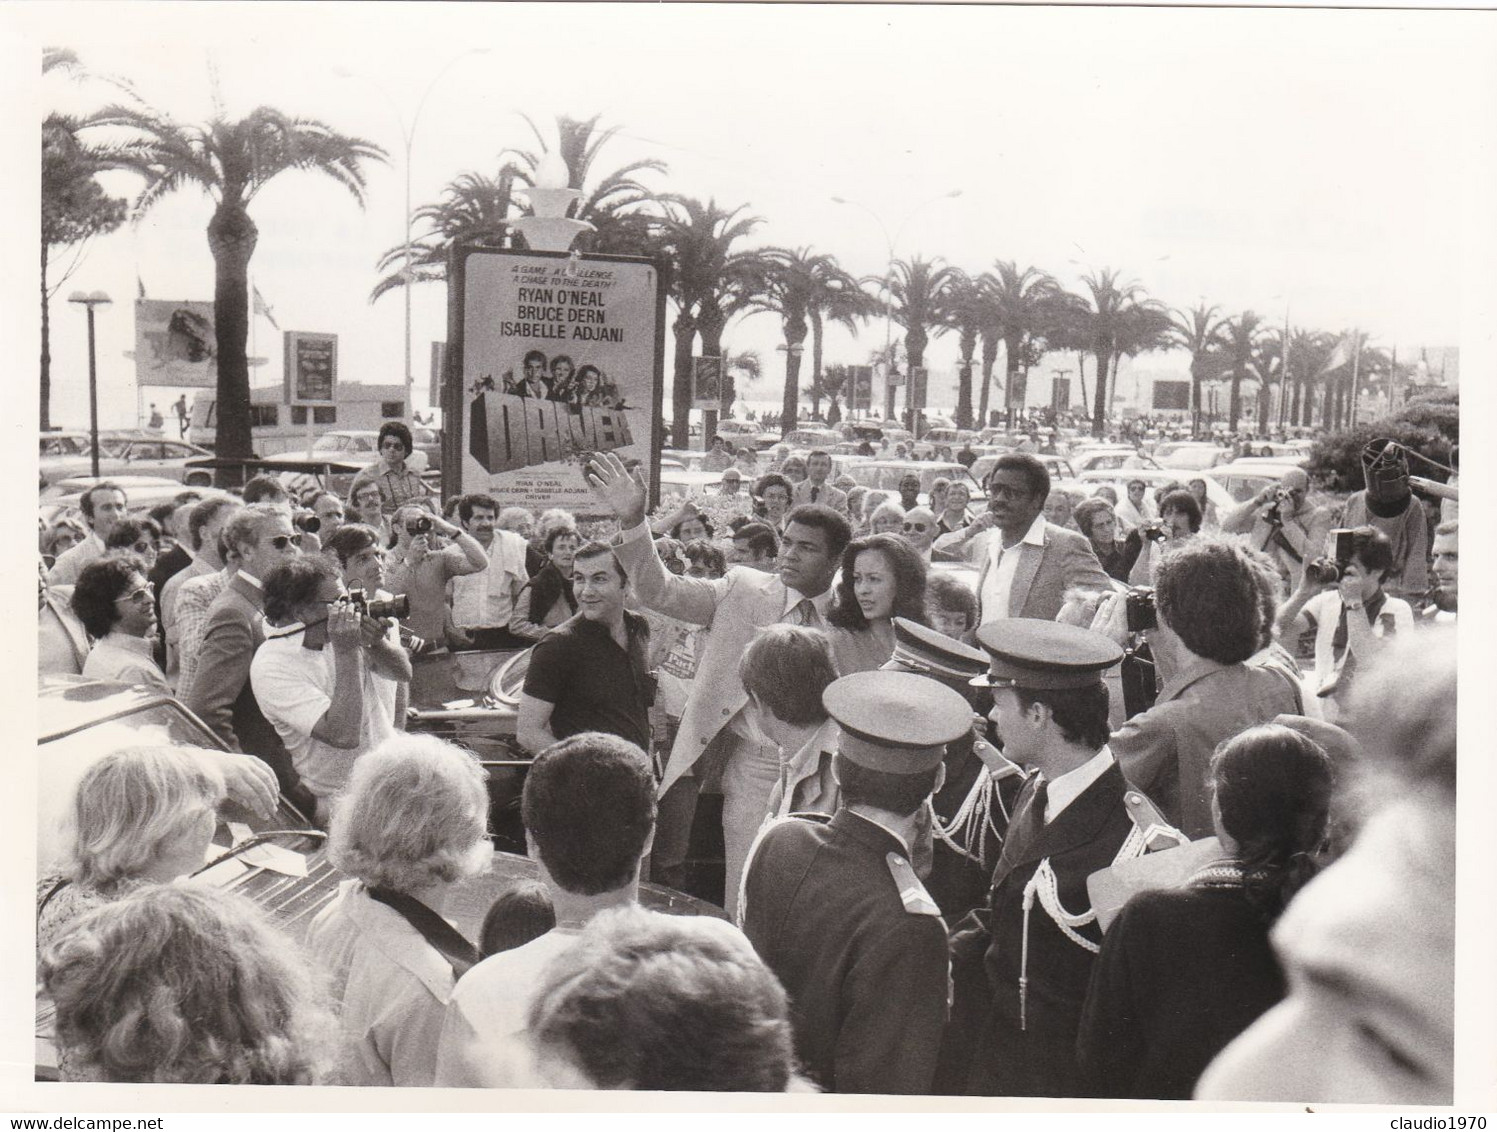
[{"x1": 8, "y1": 2, "x2": 1496, "y2": 429}]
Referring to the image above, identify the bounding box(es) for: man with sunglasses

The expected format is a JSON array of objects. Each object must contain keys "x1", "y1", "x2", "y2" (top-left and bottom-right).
[
  {"x1": 186, "y1": 504, "x2": 308, "y2": 808},
  {"x1": 900, "y1": 505, "x2": 939, "y2": 561},
  {"x1": 933, "y1": 456, "x2": 1113, "y2": 624},
  {"x1": 71, "y1": 553, "x2": 170, "y2": 692}
]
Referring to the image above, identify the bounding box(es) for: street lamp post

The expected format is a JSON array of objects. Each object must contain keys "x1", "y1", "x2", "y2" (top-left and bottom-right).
[
  {"x1": 831, "y1": 190, "x2": 961, "y2": 432},
  {"x1": 336, "y1": 50, "x2": 489, "y2": 422},
  {"x1": 68, "y1": 290, "x2": 112, "y2": 479}
]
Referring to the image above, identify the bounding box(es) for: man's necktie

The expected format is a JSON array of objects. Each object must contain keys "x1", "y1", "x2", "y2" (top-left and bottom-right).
[
  {"x1": 788, "y1": 597, "x2": 817, "y2": 627},
  {"x1": 810, "y1": 486, "x2": 820, "y2": 503},
  {"x1": 999, "y1": 773, "x2": 1047, "y2": 866}
]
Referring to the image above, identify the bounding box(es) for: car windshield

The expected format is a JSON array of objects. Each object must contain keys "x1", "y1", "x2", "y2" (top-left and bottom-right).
[
  {"x1": 1164, "y1": 448, "x2": 1224, "y2": 470},
  {"x1": 311, "y1": 435, "x2": 343, "y2": 452}
]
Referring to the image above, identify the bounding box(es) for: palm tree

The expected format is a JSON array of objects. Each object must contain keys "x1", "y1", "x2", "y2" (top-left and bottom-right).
[
  {"x1": 745, "y1": 247, "x2": 853, "y2": 433},
  {"x1": 1220, "y1": 311, "x2": 1268, "y2": 433},
  {"x1": 805, "y1": 256, "x2": 874, "y2": 420},
  {"x1": 885, "y1": 256, "x2": 957, "y2": 431},
  {"x1": 1249, "y1": 331, "x2": 1283, "y2": 434},
  {"x1": 979, "y1": 261, "x2": 1064, "y2": 427},
  {"x1": 370, "y1": 170, "x2": 516, "y2": 301},
  {"x1": 807, "y1": 363, "x2": 853, "y2": 425},
  {"x1": 94, "y1": 104, "x2": 385, "y2": 467},
  {"x1": 937, "y1": 271, "x2": 985, "y2": 429},
  {"x1": 373, "y1": 113, "x2": 665, "y2": 301},
  {"x1": 1067, "y1": 269, "x2": 1171, "y2": 437},
  {"x1": 654, "y1": 196, "x2": 767, "y2": 444},
  {"x1": 41, "y1": 48, "x2": 129, "y2": 431},
  {"x1": 1166, "y1": 302, "x2": 1230, "y2": 436}
]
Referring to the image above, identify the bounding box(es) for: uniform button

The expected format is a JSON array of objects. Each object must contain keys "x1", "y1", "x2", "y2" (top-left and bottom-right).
[{"x1": 722, "y1": 708, "x2": 732, "y2": 716}]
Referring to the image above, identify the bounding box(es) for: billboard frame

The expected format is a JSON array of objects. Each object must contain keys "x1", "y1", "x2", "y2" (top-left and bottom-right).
[{"x1": 442, "y1": 245, "x2": 667, "y2": 511}]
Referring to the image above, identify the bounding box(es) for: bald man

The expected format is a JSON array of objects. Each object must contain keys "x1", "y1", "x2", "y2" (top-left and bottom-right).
[{"x1": 1220, "y1": 467, "x2": 1332, "y2": 587}]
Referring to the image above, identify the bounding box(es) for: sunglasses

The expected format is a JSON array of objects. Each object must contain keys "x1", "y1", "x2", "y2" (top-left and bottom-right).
[
  {"x1": 130, "y1": 540, "x2": 155, "y2": 555},
  {"x1": 267, "y1": 534, "x2": 303, "y2": 550},
  {"x1": 117, "y1": 585, "x2": 153, "y2": 606},
  {"x1": 903, "y1": 522, "x2": 930, "y2": 532}
]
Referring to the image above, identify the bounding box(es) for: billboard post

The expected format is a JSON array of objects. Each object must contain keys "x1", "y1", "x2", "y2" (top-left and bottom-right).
[{"x1": 445, "y1": 248, "x2": 665, "y2": 512}]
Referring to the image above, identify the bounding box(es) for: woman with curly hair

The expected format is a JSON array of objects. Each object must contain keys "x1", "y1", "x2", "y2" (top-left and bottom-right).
[
  {"x1": 1077, "y1": 723, "x2": 1334, "y2": 1100},
  {"x1": 524, "y1": 905, "x2": 803, "y2": 1092},
  {"x1": 752, "y1": 473, "x2": 794, "y2": 534},
  {"x1": 825, "y1": 532, "x2": 928, "y2": 675},
  {"x1": 307, "y1": 733, "x2": 492, "y2": 1086},
  {"x1": 40, "y1": 883, "x2": 336, "y2": 1084}
]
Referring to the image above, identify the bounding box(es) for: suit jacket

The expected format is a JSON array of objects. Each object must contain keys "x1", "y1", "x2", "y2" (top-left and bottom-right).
[
  {"x1": 953, "y1": 761, "x2": 1135, "y2": 1098},
  {"x1": 741, "y1": 810, "x2": 949, "y2": 1095},
  {"x1": 973, "y1": 522, "x2": 1115, "y2": 623},
  {"x1": 183, "y1": 574, "x2": 296, "y2": 796},
  {"x1": 791, "y1": 479, "x2": 849, "y2": 514},
  {"x1": 612, "y1": 521, "x2": 800, "y2": 795}
]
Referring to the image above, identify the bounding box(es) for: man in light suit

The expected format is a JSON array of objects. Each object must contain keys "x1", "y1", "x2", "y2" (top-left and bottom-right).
[
  {"x1": 940, "y1": 454, "x2": 1115, "y2": 625},
  {"x1": 791, "y1": 450, "x2": 849, "y2": 515},
  {"x1": 586, "y1": 451, "x2": 851, "y2": 916},
  {"x1": 184, "y1": 503, "x2": 309, "y2": 812}
]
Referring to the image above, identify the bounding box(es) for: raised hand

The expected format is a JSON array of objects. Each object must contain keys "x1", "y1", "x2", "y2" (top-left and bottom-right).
[
  {"x1": 327, "y1": 602, "x2": 364, "y2": 653},
  {"x1": 585, "y1": 450, "x2": 648, "y2": 527}
]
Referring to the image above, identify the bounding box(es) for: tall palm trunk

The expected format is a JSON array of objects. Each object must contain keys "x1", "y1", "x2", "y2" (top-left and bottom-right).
[
  {"x1": 1075, "y1": 352, "x2": 1089, "y2": 415},
  {"x1": 207, "y1": 203, "x2": 258, "y2": 478},
  {"x1": 1189, "y1": 358, "x2": 1206, "y2": 437},
  {"x1": 1090, "y1": 345, "x2": 1110, "y2": 437},
  {"x1": 698, "y1": 302, "x2": 728, "y2": 418},
  {"x1": 780, "y1": 312, "x2": 807, "y2": 432},
  {"x1": 40, "y1": 241, "x2": 52, "y2": 432},
  {"x1": 808, "y1": 308, "x2": 825, "y2": 419},
  {"x1": 955, "y1": 326, "x2": 976, "y2": 429},
  {"x1": 1003, "y1": 333, "x2": 1024, "y2": 423},
  {"x1": 671, "y1": 308, "x2": 697, "y2": 448},
  {"x1": 1228, "y1": 368, "x2": 1244, "y2": 433},
  {"x1": 904, "y1": 326, "x2": 929, "y2": 431},
  {"x1": 1257, "y1": 378, "x2": 1273, "y2": 434},
  {"x1": 977, "y1": 330, "x2": 999, "y2": 428}
]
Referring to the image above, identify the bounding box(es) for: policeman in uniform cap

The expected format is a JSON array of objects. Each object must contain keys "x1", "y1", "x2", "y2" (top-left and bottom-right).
[
  {"x1": 948, "y1": 618, "x2": 1166, "y2": 1098},
  {"x1": 880, "y1": 618, "x2": 1026, "y2": 923},
  {"x1": 740, "y1": 669, "x2": 971, "y2": 1095}
]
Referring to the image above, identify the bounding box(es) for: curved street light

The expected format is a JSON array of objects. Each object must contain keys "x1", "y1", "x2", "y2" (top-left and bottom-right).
[
  {"x1": 831, "y1": 189, "x2": 962, "y2": 425},
  {"x1": 335, "y1": 49, "x2": 491, "y2": 421}
]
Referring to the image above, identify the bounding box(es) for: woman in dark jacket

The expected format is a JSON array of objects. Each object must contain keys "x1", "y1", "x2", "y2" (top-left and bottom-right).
[
  {"x1": 1072, "y1": 498, "x2": 1136, "y2": 583},
  {"x1": 509, "y1": 527, "x2": 579, "y2": 642},
  {"x1": 1076, "y1": 723, "x2": 1334, "y2": 1100}
]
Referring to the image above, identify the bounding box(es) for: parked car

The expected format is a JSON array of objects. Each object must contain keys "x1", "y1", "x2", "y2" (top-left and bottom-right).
[
  {"x1": 659, "y1": 467, "x2": 726, "y2": 499},
  {"x1": 1209, "y1": 460, "x2": 1311, "y2": 504},
  {"x1": 780, "y1": 427, "x2": 842, "y2": 450},
  {"x1": 1070, "y1": 448, "x2": 1161, "y2": 475},
  {"x1": 842, "y1": 460, "x2": 984, "y2": 508},
  {"x1": 310, "y1": 427, "x2": 442, "y2": 476},
  {"x1": 1153, "y1": 443, "x2": 1235, "y2": 472},
  {"x1": 102, "y1": 437, "x2": 218, "y2": 485},
  {"x1": 969, "y1": 453, "x2": 1077, "y2": 488},
  {"x1": 1073, "y1": 468, "x2": 1236, "y2": 515},
  {"x1": 33, "y1": 672, "x2": 721, "y2": 1079}
]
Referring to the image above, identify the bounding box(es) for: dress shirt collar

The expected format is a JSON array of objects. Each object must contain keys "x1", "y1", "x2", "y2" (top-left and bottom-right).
[
  {"x1": 99, "y1": 631, "x2": 155, "y2": 658},
  {"x1": 236, "y1": 569, "x2": 264, "y2": 590},
  {"x1": 782, "y1": 583, "x2": 834, "y2": 618},
  {"x1": 1017, "y1": 511, "x2": 1048, "y2": 547},
  {"x1": 1044, "y1": 744, "x2": 1115, "y2": 823}
]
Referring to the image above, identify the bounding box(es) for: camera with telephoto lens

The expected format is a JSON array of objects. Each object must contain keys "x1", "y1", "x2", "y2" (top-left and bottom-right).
[
  {"x1": 345, "y1": 586, "x2": 409, "y2": 621},
  {"x1": 293, "y1": 510, "x2": 321, "y2": 534},
  {"x1": 405, "y1": 515, "x2": 433, "y2": 537},
  {"x1": 1125, "y1": 586, "x2": 1157, "y2": 633},
  {"x1": 1304, "y1": 529, "x2": 1357, "y2": 585}
]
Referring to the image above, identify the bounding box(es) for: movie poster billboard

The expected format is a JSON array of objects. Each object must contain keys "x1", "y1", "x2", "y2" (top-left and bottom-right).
[
  {"x1": 283, "y1": 332, "x2": 338, "y2": 405},
  {"x1": 447, "y1": 248, "x2": 665, "y2": 511},
  {"x1": 692, "y1": 356, "x2": 723, "y2": 409},
  {"x1": 134, "y1": 299, "x2": 217, "y2": 388}
]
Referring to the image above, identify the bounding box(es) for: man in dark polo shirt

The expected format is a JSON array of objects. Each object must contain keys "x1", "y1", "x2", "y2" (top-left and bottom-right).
[{"x1": 517, "y1": 540, "x2": 654, "y2": 754}]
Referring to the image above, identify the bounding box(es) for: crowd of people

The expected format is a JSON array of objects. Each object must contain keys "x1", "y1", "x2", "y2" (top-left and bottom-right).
[{"x1": 33, "y1": 417, "x2": 1461, "y2": 1101}]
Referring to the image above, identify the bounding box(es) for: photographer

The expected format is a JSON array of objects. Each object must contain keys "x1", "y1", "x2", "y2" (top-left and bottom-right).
[
  {"x1": 1107, "y1": 535, "x2": 1303, "y2": 837},
  {"x1": 1273, "y1": 526, "x2": 1412, "y2": 722},
  {"x1": 1220, "y1": 468, "x2": 1331, "y2": 587},
  {"x1": 383, "y1": 502, "x2": 488, "y2": 647},
  {"x1": 250, "y1": 556, "x2": 411, "y2": 824},
  {"x1": 1125, "y1": 489, "x2": 1201, "y2": 587}
]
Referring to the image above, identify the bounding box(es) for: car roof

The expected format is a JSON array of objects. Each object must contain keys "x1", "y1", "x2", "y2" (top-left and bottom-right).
[{"x1": 38, "y1": 674, "x2": 200, "y2": 745}]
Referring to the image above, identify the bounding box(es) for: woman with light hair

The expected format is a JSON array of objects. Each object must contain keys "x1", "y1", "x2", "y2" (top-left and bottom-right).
[
  {"x1": 40, "y1": 884, "x2": 336, "y2": 1084},
  {"x1": 868, "y1": 497, "x2": 906, "y2": 537},
  {"x1": 37, "y1": 746, "x2": 225, "y2": 957},
  {"x1": 307, "y1": 733, "x2": 492, "y2": 1086},
  {"x1": 524, "y1": 905, "x2": 802, "y2": 1092}
]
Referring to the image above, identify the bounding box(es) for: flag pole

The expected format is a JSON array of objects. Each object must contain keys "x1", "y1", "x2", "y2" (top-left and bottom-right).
[{"x1": 1347, "y1": 330, "x2": 1362, "y2": 429}]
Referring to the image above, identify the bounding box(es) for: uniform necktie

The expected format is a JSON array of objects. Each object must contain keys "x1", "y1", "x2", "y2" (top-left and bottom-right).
[
  {"x1": 1000, "y1": 773, "x2": 1047, "y2": 865},
  {"x1": 810, "y1": 486, "x2": 820, "y2": 503}
]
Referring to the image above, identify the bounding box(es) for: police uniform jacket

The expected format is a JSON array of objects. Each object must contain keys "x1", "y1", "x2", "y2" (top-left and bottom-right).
[
  {"x1": 741, "y1": 809, "x2": 949, "y2": 1095},
  {"x1": 954, "y1": 761, "x2": 1135, "y2": 1098}
]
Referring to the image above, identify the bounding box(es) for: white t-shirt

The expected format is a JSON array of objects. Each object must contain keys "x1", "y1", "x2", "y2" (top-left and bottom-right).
[
  {"x1": 1301, "y1": 590, "x2": 1414, "y2": 719},
  {"x1": 249, "y1": 627, "x2": 399, "y2": 803}
]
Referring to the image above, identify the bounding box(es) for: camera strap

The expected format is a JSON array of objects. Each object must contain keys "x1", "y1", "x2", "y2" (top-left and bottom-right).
[{"x1": 366, "y1": 885, "x2": 481, "y2": 981}]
